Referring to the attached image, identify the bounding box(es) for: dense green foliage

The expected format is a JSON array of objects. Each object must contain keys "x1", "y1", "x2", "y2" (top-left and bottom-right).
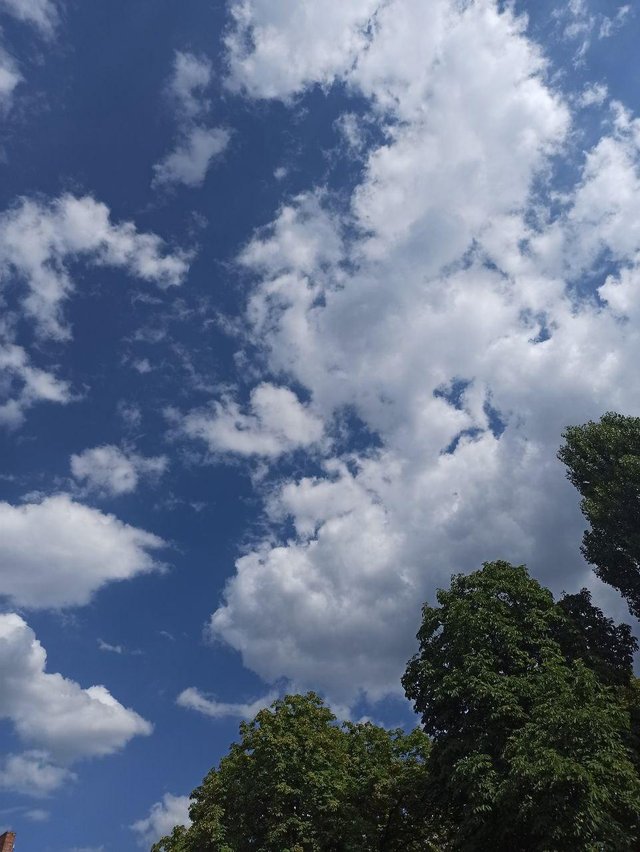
[
  {"x1": 402, "y1": 560, "x2": 640, "y2": 850},
  {"x1": 555, "y1": 587, "x2": 637, "y2": 687},
  {"x1": 152, "y1": 693, "x2": 442, "y2": 852},
  {"x1": 559, "y1": 411, "x2": 640, "y2": 617}
]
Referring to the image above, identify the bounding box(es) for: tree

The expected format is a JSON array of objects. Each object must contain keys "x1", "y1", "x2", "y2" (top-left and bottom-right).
[
  {"x1": 152, "y1": 692, "x2": 442, "y2": 852},
  {"x1": 340, "y1": 723, "x2": 446, "y2": 851},
  {"x1": 558, "y1": 411, "x2": 640, "y2": 617},
  {"x1": 402, "y1": 560, "x2": 640, "y2": 851},
  {"x1": 555, "y1": 587, "x2": 636, "y2": 687}
]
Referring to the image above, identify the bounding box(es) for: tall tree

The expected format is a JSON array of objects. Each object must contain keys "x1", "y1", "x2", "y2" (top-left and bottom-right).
[
  {"x1": 558, "y1": 411, "x2": 640, "y2": 617},
  {"x1": 402, "y1": 560, "x2": 640, "y2": 851},
  {"x1": 152, "y1": 692, "x2": 441, "y2": 852}
]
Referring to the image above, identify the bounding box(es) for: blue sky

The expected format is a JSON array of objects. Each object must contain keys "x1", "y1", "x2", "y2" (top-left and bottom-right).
[{"x1": 1, "y1": 0, "x2": 640, "y2": 848}]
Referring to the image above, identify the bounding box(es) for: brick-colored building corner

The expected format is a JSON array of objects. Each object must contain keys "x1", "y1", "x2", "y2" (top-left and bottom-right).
[{"x1": 0, "y1": 832, "x2": 15, "y2": 852}]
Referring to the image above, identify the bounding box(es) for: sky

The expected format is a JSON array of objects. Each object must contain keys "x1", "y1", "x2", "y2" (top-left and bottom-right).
[{"x1": 0, "y1": 0, "x2": 640, "y2": 848}]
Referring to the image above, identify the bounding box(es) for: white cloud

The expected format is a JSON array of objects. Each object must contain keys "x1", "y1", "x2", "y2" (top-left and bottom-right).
[
  {"x1": 153, "y1": 51, "x2": 229, "y2": 189},
  {"x1": 335, "y1": 112, "x2": 367, "y2": 154},
  {"x1": 0, "y1": 0, "x2": 58, "y2": 37},
  {"x1": 225, "y1": 0, "x2": 380, "y2": 98},
  {"x1": 598, "y1": 4, "x2": 631, "y2": 39},
  {"x1": 535, "y1": 105, "x2": 640, "y2": 275},
  {"x1": 0, "y1": 614, "x2": 152, "y2": 795},
  {"x1": 152, "y1": 125, "x2": 230, "y2": 189},
  {"x1": 168, "y1": 51, "x2": 212, "y2": 120},
  {"x1": 131, "y1": 793, "x2": 191, "y2": 848},
  {"x1": 239, "y1": 191, "x2": 342, "y2": 275},
  {"x1": 132, "y1": 357, "x2": 152, "y2": 374},
  {"x1": 97, "y1": 638, "x2": 142, "y2": 656},
  {"x1": 177, "y1": 382, "x2": 324, "y2": 458},
  {"x1": 70, "y1": 445, "x2": 168, "y2": 496},
  {"x1": 117, "y1": 400, "x2": 143, "y2": 429},
  {"x1": 0, "y1": 47, "x2": 21, "y2": 110},
  {"x1": 0, "y1": 751, "x2": 75, "y2": 797},
  {"x1": 25, "y1": 808, "x2": 49, "y2": 822},
  {"x1": 0, "y1": 0, "x2": 57, "y2": 113},
  {"x1": 176, "y1": 687, "x2": 278, "y2": 720},
  {"x1": 197, "y1": 0, "x2": 640, "y2": 705},
  {"x1": 0, "y1": 343, "x2": 71, "y2": 429},
  {"x1": 0, "y1": 193, "x2": 190, "y2": 340},
  {"x1": 578, "y1": 82, "x2": 608, "y2": 107},
  {"x1": 97, "y1": 639, "x2": 123, "y2": 654},
  {"x1": 554, "y1": 0, "x2": 631, "y2": 61},
  {"x1": 0, "y1": 494, "x2": 166, "y2": 608}
]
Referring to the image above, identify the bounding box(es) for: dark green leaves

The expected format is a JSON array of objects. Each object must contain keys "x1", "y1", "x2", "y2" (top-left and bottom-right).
[
  {"x1": 152, "y1": 693, "x2": 439, "y2": 852},
  {"x1": 403, "y1": 561, "x2": 640, "y2": 851},
  {"x1": 559, "y1": 412, "x2": 640, "y2": 617}
]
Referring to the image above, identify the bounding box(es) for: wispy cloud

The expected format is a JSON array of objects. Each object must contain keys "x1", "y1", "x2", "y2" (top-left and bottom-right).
[{"x1": 152, "y1": 52, "x2": 230, "y2": 189}]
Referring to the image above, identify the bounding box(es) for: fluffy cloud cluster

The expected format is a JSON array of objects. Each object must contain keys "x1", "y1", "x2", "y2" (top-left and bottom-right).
[
  {"x1": 177, "y1": 382, "x2": 324, "y2": 458},
  {"x1": 0, "y1": 193, "x2": 190, "y2": 422},
  {"x1": 0, "y1": 494, "x2": 166, "y2": 608},
  {"x1": 0, "y1": 614, "x2": 152, "y2": 795},
  {"x1": 225, "y1": 0, "x2": 379, "y2": 98},
  {"x1": 131, "y1": 793, "x2": 191, "y2": 847},
  {"x1": 0, "y1": 194, "x2": 189, "y2": 340},
  {"x1": 70, "y1": 445, "x2": 168, "y2": 496},
  {"x1": 153, "y1": 51, "x2": 230, "y2": 189},
  {"x1": 194, "y1": 0, "x2": 640, "y2": 704}
]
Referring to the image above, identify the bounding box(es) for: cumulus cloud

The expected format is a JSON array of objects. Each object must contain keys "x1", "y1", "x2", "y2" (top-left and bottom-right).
[
  {"x1": 192, "y1": 0, "x2": 640, "y2": 706},
  {"x1": 131, "y1": 793, "x2": 191, "y2": 847},
  {"x1": 0, "y1": 193, "x2": 190, "y2": 340},
  {"x1": 578, "y1": 81, "x2": 608, "y2": 108},
  {"x1": 0, "y1": 614, "x2": 152, "y2": 795},
  {"x1": 152, "y1": 51, "x2": 230, "y2": 189},
  {"x1": 0, "y1": 751, "x2": 75, "y2": 797},
  {"x1": 176, "y1": 382, "x2": 324, "y2": 458},
  {"x1": 153, "y1": 125, "x2": 230, "y2": 189},
  {"x1": 239, "y1": 191, "x2": 342, "y2": 275},
  {"x1": 225, "y1": 0, "x2": 380, "y2": 98},
  {"x1": 176, "y1": 687, "x2": 278, "y2": 720},
  {"x1": 70, "y1": 445, "x2": 168, "y2": 496},
  {"x1": 0, "y1": 494, "x2": 166, "y2": 608},
  {"x1": 168, "y1": 51, "x2": 212, "y2": 119}
]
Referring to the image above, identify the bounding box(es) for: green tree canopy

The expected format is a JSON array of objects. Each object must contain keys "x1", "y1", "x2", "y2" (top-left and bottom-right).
[
  {"x1": 152, "y1": 692, "x2": 442, "y2": 852},
  {"x1": 558, "y1": 411, "x2": 640, "y2": 617},
  {"x1": 402, "y1": 560, "x2": 640, "y2": 851}
]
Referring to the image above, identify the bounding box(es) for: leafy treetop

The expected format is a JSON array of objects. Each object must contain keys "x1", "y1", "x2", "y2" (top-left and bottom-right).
[{"x1": 558, "y1": 411, "x2": 640, "y2": 617}]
